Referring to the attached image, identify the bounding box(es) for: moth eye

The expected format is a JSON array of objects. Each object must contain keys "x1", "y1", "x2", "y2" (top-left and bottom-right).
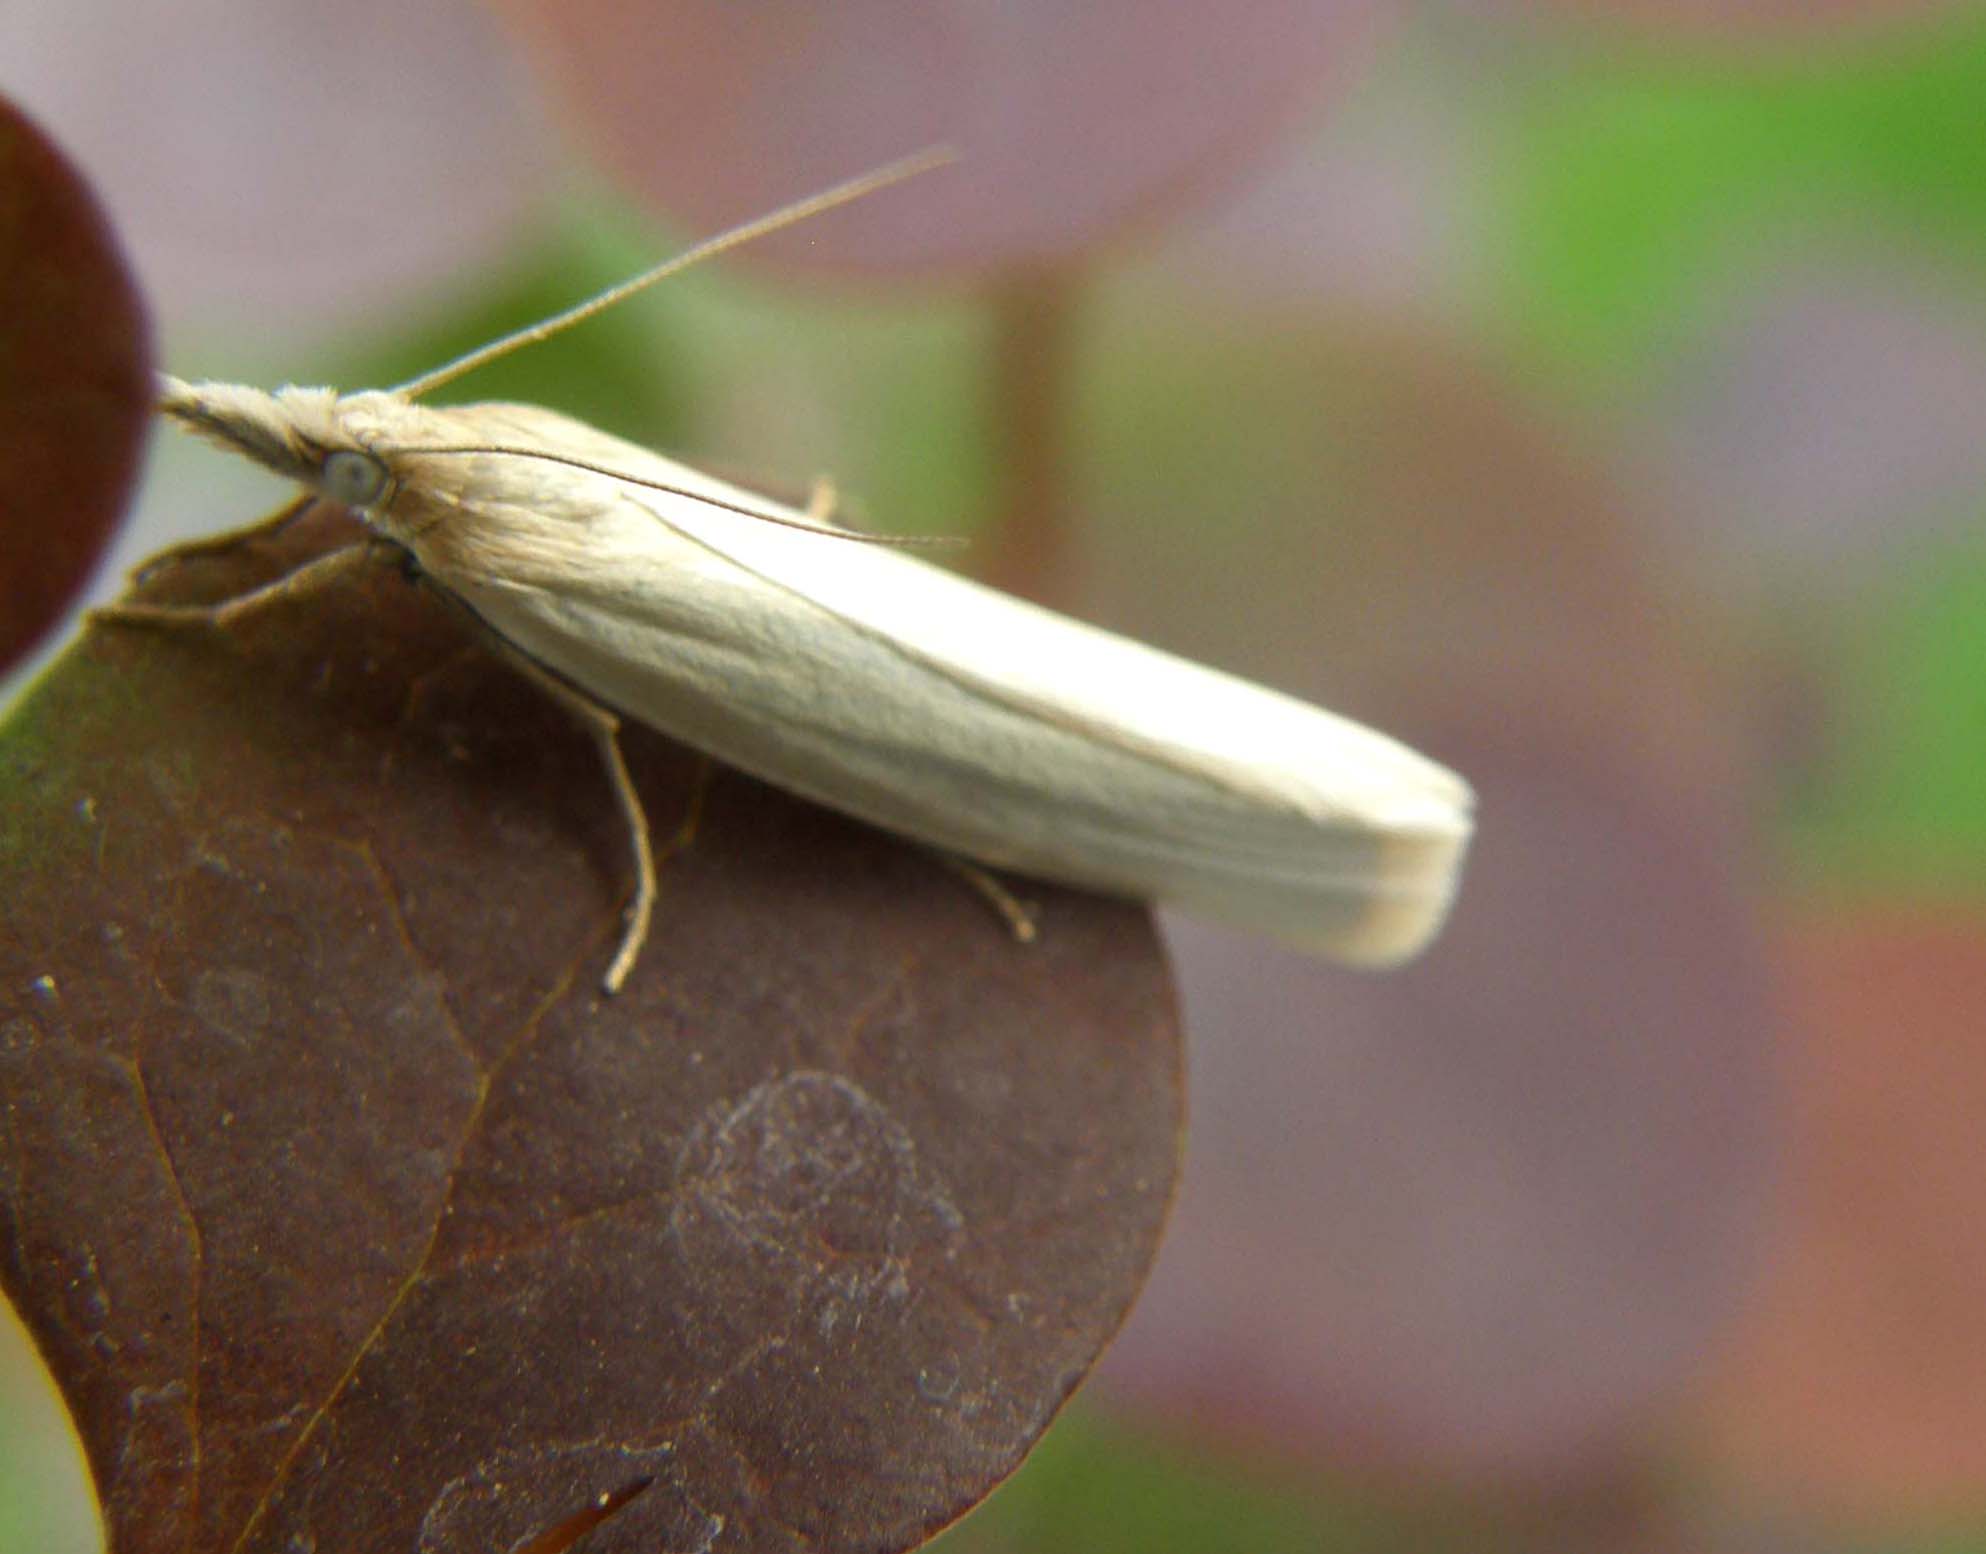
[{"x1": 322, "y1": 449, "x2": 388, "y2": 509}]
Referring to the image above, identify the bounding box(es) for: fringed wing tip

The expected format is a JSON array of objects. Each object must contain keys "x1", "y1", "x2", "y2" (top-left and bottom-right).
[{"x1": 1316, "y1": 824, "x2": 1472, "y2": 967}]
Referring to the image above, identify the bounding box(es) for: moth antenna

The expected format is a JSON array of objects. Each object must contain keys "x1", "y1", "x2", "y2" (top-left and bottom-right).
[
  {"x1": 392, "y1": 147, "x2": 957, "y2": 401},
  {"x1": 402, "y1": 444, "x2": 966, "y2": 548}
]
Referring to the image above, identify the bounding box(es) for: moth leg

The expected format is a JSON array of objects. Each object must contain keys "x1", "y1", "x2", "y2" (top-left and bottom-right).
[
  {"x1": 934, "y1": 853, "x2": 1039, "y2": 944},
  {"x1": 130, "y1": 493, "x2": 323, "y2": 585},
  {"x1": 804, "y1": 476, "x2": 839, "y2": 526},
  {"x1": 489, "y1": 646, "x2": 656, "y2": 995},
  {"x1": 90, "y1": 541, "x2": 376, "y2": 632}
]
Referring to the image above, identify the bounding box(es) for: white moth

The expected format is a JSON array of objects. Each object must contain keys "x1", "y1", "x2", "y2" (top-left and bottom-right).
[{"x1": 102, "y1": 153, "x2": 1474, "y2": 993}]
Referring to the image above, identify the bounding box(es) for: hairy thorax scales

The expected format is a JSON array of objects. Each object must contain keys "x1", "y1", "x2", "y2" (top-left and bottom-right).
[{"x1": 342, "y1": 395, "x2": 708, "y2": 595}]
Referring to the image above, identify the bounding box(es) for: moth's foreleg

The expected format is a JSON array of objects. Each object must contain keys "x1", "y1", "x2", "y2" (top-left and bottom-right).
[
  {"x1": 130, "y1": 494, "x2": 324, "y2": 586},
  {"x1": 492, "y1": 645, "x2": 656, "y2": 995},
  {"x1": 588, "y1": 718, "x2": 656, "y2": 995},
  {"x1": 933, "y1": 852, "x2": 1040, "y2": 944},
  {"x1": 91, "y1": 540, "x2": 376, "y2": 632}
]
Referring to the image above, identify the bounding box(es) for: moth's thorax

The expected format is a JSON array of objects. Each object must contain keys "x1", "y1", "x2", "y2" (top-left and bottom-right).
[{"x1": 360, "y1": 398, "x2": 671, "y2": 587}]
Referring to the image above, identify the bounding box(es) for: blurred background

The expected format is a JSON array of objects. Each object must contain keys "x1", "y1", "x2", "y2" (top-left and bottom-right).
[{"x1": 6, "y1": 1, "x2": 1986, "y2": 1549}]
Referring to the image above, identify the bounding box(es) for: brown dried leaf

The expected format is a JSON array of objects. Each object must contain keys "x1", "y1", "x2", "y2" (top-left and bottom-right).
[
  {"x1": 0, "y1": 508, "x2": 1182, "y2": 1553},
  {"x1": 0, "y1": 94, "x2": 151, "y2": 674}
]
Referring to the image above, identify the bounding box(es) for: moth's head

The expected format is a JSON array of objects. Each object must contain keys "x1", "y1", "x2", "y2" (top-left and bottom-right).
[{"x1": 157, "y1": 373, "x2": 396, "y2": 513}]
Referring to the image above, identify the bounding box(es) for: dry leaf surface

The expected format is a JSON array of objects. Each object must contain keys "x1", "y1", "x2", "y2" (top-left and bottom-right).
[{"x1": 0, "y1": 510, "x2": 1182, "y2": 1553}]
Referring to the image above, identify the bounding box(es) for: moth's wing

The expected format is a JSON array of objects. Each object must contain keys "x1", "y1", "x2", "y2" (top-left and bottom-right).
[{"x1": 411, "y1": 404, "x2": 1474, "y2": 963}]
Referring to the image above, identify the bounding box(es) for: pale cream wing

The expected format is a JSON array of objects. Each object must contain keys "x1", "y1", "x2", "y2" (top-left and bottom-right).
[{"x1": 404, "y1": 403, "x2": 1474, "y2": 963}]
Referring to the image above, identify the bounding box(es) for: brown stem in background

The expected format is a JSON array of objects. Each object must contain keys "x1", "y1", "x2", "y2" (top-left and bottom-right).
[{"x1": 982, "y1": 264, "x2": 1084, "y2": 605}]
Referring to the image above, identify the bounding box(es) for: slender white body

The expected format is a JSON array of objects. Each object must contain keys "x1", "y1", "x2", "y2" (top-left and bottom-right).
[{"x1": 158, "y1": 381, "x2": 1474, "y2": 966}]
